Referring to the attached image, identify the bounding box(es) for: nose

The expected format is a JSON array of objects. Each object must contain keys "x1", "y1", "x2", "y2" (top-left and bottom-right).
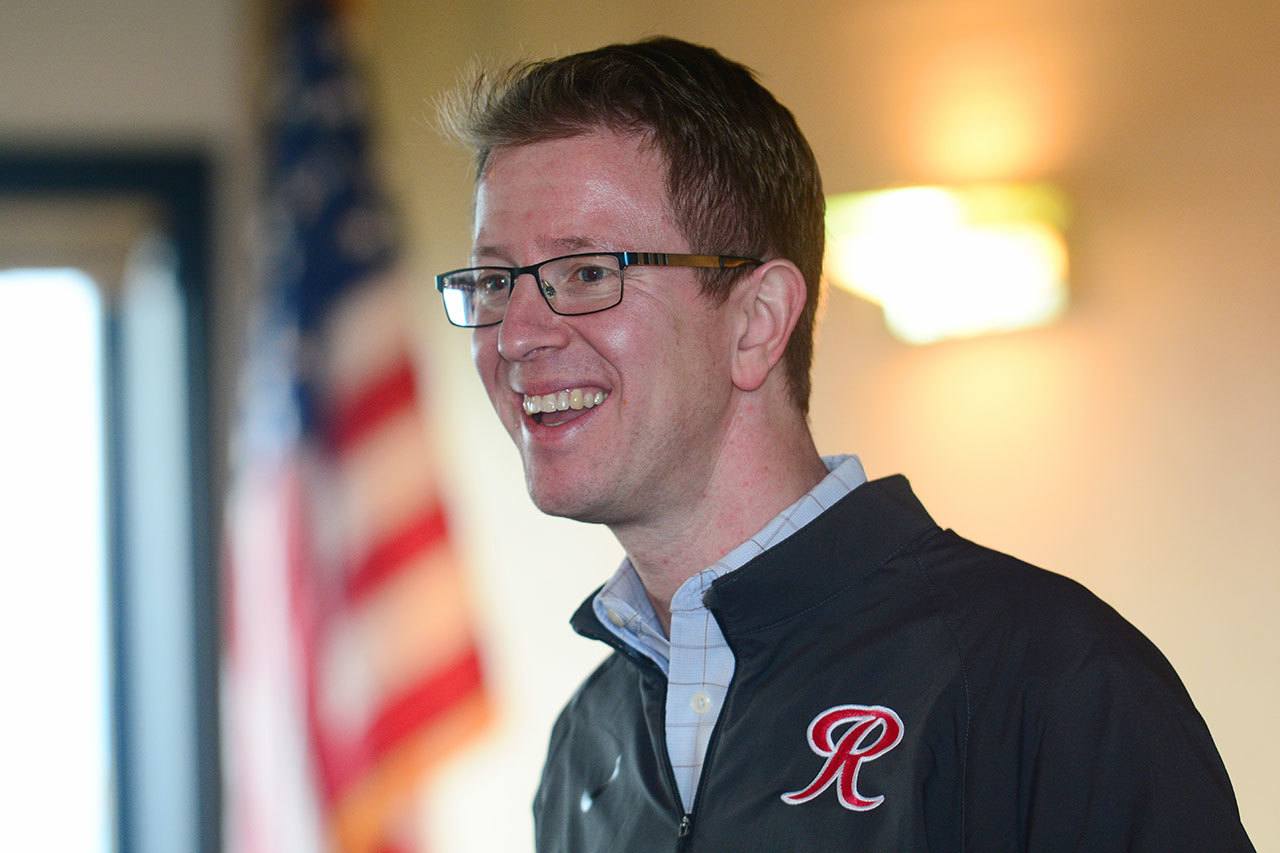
[{"x1": 496, "y1": 270, "x2": 569, "y2": 361}]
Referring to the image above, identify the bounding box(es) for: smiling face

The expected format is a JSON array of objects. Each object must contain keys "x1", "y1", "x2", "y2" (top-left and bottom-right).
[{"x1": 471, "y1": 129, "x2": 741, "y2": 529}]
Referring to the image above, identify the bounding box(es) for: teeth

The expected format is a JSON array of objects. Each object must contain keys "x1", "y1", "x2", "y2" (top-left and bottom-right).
[{"x1": 522, "y1": 387, "x2": 609, "y2": 415}]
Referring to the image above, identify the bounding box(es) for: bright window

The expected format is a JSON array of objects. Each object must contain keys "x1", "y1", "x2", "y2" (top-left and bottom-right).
[{"x1": 0, "y1": 268, "x2": 113, "y2": 852}]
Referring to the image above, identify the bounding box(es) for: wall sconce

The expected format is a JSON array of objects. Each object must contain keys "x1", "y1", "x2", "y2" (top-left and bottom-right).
[{"x1": 824, "y1": 184, "x2": 1070, "y2": 345}]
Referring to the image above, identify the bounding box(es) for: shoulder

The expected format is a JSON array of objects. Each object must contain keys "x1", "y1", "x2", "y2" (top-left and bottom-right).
[
  {"x1": 905, "y1": 530, "x2": 1156, "y2": 667},
  {"x1": 537, "y1": 653, "x2": 634, "y2": 801},
  {"x1": 902, "y1": 535, "x2": 1253, "y2": 847},
  {"x1": 542, "y1": 649, "x2": 649, "y2": 770},
  {"x1": 547, "y1": 652, "x2": 636, "y2": 738},
  {"x1": 889, "y1": 529, "x2": 1210, "y2": 740}
]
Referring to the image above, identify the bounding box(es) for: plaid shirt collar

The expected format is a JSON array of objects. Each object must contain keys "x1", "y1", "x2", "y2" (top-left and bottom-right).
[{"x1": 592, "y1": 454, "x2": 868, "y2": 674}]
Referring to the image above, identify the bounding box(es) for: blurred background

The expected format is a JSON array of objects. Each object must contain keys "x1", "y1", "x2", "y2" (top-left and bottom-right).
[{"x1": 1, "y1": 0, "x2": 1276, "y2": 851}]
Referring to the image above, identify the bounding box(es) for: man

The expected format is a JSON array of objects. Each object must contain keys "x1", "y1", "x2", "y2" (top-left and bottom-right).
[{"x1": 436, "y1": 38, "x2": 1253, "y2": 851}]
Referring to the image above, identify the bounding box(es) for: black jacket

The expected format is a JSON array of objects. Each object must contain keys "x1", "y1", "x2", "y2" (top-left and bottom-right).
[{"x1": 534, "y1": 476, "x2": 1254, "y2": 852}]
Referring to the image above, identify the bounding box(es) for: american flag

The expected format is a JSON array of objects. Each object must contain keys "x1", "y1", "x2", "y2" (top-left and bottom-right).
[{"x1": 222, "y1": 2, "x2": 488, "y2": 850}]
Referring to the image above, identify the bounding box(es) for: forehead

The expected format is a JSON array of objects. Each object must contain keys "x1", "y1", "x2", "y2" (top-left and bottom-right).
[{"x1": 473, "y1": 130, "x2": 681, "y2": 257}]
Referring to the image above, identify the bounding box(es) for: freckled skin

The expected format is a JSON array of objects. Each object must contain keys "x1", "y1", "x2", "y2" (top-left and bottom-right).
[{"x1": 470, "y1": 130, "x2": 740, "y2": 533}]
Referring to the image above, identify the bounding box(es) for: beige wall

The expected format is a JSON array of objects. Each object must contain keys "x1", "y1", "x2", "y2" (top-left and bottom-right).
[
  {"x1": 364, "y1": 2, "x2": 1279, "y2": 849},
  {"x1": 1, "y1": 0, "x2": 257, "y2": 516}
]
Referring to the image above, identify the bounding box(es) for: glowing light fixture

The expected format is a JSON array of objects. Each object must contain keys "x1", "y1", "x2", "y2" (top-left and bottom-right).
[{"x1": 825, "y1": 184, "x2": 1070, "y2": 345}]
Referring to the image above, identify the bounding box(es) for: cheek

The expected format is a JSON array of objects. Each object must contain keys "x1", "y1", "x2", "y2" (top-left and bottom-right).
[
  {"x1": 471, "y1": 328, "x2": 499, "y2": 375},
  {"x1": 470, "y1": 329, "x2": 489, "y2": 374},
  {"x1": 471, "y1": 331, "x2": 506, "y2": 406},
  {"x1": 588, "y1": 317, "x2": 637, "y2": 360},
  {"x1": 599, "y1": 297, "x2": 733, "y2": 396},
  {"x1": 671, "y1": 305, "x2": 734, "y2": 378}
]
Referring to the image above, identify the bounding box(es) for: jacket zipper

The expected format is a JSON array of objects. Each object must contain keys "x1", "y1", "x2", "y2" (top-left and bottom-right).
[
  {"x1": 602, "y1": 643, "x2": 696, "y2": 849},
  {"x1": 587, "y1": 631, "x2": 705, "y2": 849},
  {"x1": 675, "y1": 617, "x2": 747, "y2": 850},
  {"x1": 650, "y1": 664, "x2": 696, "y2": 850},
  {"x1": 675, "y1": 666, "x2": 739, "y2": 851}
]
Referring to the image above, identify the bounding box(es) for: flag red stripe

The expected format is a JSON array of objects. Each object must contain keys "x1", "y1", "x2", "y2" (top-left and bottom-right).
[
  {"x1": 345, "y1": 501, "x2": 449, "y2": 604},
  {"x1": 330, "y1": 355, "x2": 419, "y2": 454},
  {"x1": 363, "y1": 646, "x2": 485, "y2": 770}
]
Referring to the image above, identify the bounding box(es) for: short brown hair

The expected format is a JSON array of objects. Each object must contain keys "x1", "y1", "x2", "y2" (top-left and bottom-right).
[{"x1": 443, "y1": 37, "x2": 825, "y2": 413}]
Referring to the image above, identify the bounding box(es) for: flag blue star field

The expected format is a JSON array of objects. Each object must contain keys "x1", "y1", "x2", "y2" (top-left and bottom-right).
[{"x1": 223, "y1": 3, "x2": 488, "y2": 851}]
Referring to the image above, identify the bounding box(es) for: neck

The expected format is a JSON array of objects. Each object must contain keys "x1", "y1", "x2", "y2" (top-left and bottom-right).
[{"x1": 610, "y1": 403, "x2": 827, "y2": 633}]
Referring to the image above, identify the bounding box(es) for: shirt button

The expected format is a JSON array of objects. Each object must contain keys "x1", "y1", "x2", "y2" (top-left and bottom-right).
[
  {"x1": 690, "y1": 692, "x2": 713, "y2": 714},
  {"x1": 606, "y1": 608, "x2": 625, "y2": 628}
]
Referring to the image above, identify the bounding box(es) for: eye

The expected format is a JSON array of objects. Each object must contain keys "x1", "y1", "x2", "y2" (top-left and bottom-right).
[
  {"x1": 474, "y1": 271, "x2": 511, "y2": 298},
  {"x1": 567, "y1": 263, "x2": 618, "y2": 286}
]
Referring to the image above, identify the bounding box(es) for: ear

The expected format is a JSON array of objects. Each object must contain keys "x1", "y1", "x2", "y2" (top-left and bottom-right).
[{"x1": 730, "y1": 259, "x2": 808, "y2": 394}]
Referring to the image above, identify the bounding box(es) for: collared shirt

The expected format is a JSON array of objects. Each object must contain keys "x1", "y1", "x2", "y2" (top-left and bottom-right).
[{"x1": 592, "y1": 454, "x2": 868, "y2": 810}]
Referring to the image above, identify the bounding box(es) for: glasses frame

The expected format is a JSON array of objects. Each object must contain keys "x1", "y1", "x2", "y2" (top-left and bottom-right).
[{"x1": 435, "y1": 250, "x2": 762, "y2": 328}]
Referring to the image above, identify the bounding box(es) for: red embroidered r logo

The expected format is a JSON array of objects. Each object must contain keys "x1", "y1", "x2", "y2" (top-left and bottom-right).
[{"x1": 780, "y1": 704, "x2": 904, "y2": 811}]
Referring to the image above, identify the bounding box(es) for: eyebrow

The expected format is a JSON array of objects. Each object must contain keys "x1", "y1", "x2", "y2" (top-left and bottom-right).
[
  {"x1": 471, "y1": 235, "x2": 608, "y2": 263},
  {"x1": 552, "y1": 235, "x2": 603, "y2": 252}
]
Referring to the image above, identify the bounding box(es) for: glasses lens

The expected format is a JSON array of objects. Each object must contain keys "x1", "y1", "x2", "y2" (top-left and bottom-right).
[
  {"x1": 439, "y1": 268, "x2": 511, "y2": 327},
  {"x1": 541, "y1": 254, "x2": 623, "y2": 316}
]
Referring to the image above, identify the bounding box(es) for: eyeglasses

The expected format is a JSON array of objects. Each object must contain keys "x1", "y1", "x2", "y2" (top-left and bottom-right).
[{"x1": 435, "y1": 251, "x2": 761, "y2": 328}]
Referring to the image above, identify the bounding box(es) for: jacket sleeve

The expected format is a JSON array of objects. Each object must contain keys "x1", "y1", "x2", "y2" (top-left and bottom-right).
[{"x1": 1020, "y1": 620, "x2": 1254, "y2": 852}]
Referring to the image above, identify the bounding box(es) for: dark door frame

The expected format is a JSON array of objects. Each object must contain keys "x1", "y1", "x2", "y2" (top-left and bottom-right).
[{"x1": 0, "y1": 149, "x2": 218, "y2": 853}]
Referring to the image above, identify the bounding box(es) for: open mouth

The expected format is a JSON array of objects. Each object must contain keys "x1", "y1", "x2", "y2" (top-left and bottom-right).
[{"x1": 523, "y1": 387, "x2": 609, "y2": 427}]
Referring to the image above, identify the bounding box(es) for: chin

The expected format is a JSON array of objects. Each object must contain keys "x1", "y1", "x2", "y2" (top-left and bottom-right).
[
  {"x1": 524, "y1": 474, "x2": 612, "y2": 525},
  {"x1": 527, "y1": 486, "x2": 592, "y2": 522}
]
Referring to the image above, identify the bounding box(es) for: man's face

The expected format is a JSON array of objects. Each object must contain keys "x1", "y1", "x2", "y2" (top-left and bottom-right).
[{"x1": 471, "y1": 129, "x2": 739, "y2": 529}]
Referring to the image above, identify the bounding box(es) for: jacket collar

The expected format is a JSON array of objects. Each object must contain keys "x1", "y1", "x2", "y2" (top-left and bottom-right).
[{"x1": 571, "y1": 476, "x2": 940, "y2": 646}]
